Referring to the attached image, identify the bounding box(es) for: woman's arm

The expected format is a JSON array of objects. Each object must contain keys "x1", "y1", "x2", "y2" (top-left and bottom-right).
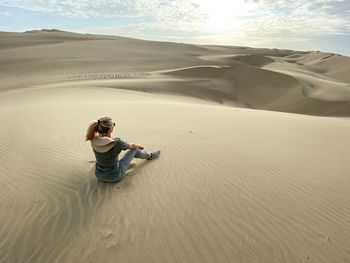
[
  {"x1": 114, "y1": 137, "x2": 144, "y2": 150},
  {"x1": 129, "y1": 143, "x2": 144, "y2": 150}
]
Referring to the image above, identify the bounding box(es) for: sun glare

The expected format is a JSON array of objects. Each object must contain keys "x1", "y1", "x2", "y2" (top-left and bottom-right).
[{"x1": 199, "y1": 0, "x2": 255, "y2": 31}]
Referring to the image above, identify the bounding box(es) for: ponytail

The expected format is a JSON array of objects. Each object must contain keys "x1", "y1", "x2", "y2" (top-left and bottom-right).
[{"x1": 85, "y1": 121, "x2": 98, "y2": 141}]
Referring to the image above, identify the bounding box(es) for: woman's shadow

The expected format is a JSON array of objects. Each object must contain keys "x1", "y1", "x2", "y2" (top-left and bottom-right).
[{"x1": 37, "y1": 159, "x2": 152, "y2": 248}]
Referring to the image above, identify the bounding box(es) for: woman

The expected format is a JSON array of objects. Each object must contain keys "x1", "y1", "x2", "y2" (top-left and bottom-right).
[{"x1": 85, "y1": 116, "x2": 160, "y2": 183}]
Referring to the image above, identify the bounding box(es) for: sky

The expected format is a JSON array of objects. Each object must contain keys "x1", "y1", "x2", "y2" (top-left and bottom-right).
[{"x1": 0, "y1": 0, "x2": 349, "y2": 56}]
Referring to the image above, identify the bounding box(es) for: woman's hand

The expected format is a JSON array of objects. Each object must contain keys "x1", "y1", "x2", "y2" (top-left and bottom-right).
[{"x1": 130, "y1": 143, "x2": 144, "y2": 150}]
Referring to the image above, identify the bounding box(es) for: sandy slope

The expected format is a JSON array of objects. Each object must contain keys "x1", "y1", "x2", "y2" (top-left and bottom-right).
[
  {"x1": 1, "y1": 86, "x2": 350, "y2": 263},
  {"x1": 0, "y1": 30, "x2": 350, "y2": 262}
]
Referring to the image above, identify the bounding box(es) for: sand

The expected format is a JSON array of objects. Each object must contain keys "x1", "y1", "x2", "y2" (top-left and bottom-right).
[{"x1": 0, "y1": 30, "x2": 350, "y2": 263}]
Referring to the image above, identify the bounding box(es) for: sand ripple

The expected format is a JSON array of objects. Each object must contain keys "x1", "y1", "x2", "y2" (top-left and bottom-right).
[{"x1": 1, "y1": 87, "x2": 350, "y2": 262}]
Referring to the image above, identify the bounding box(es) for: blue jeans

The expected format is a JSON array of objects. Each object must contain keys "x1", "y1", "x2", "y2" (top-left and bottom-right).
[
  {"x1": 99, "y1": 149, "x2": 150, "y2": 183},
  {"x1": 118, "y1": 149, "x2": 150, "y2": 177}
]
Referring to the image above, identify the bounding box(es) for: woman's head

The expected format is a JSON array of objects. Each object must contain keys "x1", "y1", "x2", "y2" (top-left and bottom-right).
[{"x1": 85, "y1": 116, "x2": 116, "y2": 141}]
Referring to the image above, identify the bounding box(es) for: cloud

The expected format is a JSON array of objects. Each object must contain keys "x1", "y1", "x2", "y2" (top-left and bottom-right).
[
  {"x1": 241, "y1": 0, "x2": 350, "y2": 35},
  {"x1": 1, "y1": 0, "x2": 137, "y2": 17},
  {"x1": 0, "y1": 11, "x2": 11, "y2": 16},
  {"x1": 244, "y1": 0, "x2": 350, "y2": 18},
  {"x1": 1, "y1": 0, "x2": 348, "y2": 32},
  {"x1": 1, "y1": 0, "x2": 349, "y2": 53},
  {"x1": 0, "y1": 0, "x2": 204, "y2": 25}
]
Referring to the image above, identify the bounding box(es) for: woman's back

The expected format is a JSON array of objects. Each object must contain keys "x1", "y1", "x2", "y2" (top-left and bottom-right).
[
  {"x1": 86, "y1": 116, "x2": 160, "y2": 183},
  {"x1": 91, "y1": 135, "x2": 129, "y2": 179}
]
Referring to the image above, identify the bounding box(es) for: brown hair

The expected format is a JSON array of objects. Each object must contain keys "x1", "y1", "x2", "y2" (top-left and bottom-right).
[{"x1": 85, "y1": 117, "x2": 114, "y2": 141}]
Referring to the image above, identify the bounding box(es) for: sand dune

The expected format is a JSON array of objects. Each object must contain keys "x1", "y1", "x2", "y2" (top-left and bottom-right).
[
  {"x1": 2, "y1": 30, "x2": 348, "y2": 115},
  {"x1": 284, "y1": 51, "x2": 350, "y2": 84},
  {"x1": 231, "y1": 54, "x2": 275, "y2": 67},
  {"x1": 0, "y1": 30, "x2": 350, "y2": 262}
]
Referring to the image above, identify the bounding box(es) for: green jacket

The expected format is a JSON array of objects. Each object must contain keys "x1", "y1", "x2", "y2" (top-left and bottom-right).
[{"x1": 91, "y1": 135, "x2": 130, "y2": 180}]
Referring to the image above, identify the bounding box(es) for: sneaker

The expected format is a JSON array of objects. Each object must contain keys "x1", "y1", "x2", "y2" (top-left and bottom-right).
[{"x1": 147, "y1": 150, "x2": 161, "y2": 160}]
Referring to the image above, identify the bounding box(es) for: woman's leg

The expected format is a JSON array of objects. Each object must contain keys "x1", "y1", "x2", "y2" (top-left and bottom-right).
[{"x1": 118, "y1": 149, "x2": 151, "y2": 178}]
